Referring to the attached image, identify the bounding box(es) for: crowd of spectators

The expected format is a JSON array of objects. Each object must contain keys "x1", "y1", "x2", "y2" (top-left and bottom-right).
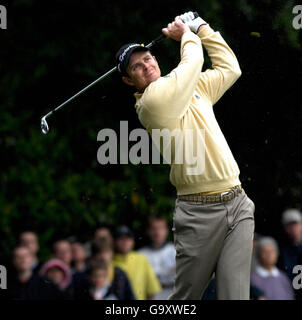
[
  {"x1": 1, "y1": 208, "x2": 302, "y2": 300},
  {"x1": 251, "y1": 208, "x2": 302, "y2": 300}
]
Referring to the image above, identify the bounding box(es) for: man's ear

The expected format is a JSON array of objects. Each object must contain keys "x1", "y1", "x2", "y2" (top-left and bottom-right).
[{"x1": 122, "y1": 76, "x2": 135, "y2": 87}]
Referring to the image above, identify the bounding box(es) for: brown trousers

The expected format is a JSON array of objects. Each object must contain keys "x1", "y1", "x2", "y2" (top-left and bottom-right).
[{"x1": 168, "y1": 189, "x2": 255, "y2": 300}]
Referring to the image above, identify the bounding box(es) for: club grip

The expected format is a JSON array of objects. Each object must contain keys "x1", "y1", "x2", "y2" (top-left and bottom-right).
[
  {"x1": 193, "y1": 11, "x2": 199, "y2": 18},
  {"x1": 146, "y1": 34, "x2": 166, "y2": 48},
  {"x1": 146, "y1": 11, "x2": 200, "y2": 48}
]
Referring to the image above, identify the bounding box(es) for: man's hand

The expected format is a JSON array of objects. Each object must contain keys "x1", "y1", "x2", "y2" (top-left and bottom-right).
[
  {"x1": 179, "y1": 11, "x2": 207, "y2": 33},
  {"x1": 162, "y1": 17, "x2": 190, "y2": 42}
]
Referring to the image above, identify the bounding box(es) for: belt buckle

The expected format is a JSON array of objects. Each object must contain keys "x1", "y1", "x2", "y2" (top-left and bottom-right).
[{"x1": 220, "y1": 191, "x2": 230, "y2": 202}]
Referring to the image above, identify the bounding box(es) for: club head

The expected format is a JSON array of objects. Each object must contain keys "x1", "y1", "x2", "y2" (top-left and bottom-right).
[{"x1": 41, "y1": 116, "x2": 49, "y2": 134}]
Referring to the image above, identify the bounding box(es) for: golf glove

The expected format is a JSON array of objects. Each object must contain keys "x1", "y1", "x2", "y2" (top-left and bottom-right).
[{"x1": 179, "y1": 11, "x2": 207, "y2": 33}]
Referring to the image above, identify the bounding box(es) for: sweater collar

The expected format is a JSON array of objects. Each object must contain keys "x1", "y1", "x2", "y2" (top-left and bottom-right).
[{"x1": 256, "y1": 265, "x2": 280, "y2": 278}]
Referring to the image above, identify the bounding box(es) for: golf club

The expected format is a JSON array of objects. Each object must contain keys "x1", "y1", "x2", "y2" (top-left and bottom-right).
[{"x1": 40, "y1": 12, "x2": 198, "y2": 134}]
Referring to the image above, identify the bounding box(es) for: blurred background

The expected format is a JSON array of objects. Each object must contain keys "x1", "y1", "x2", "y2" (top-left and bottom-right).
[{"x1": 0, "y1": 0, "x2": 301, "y2": 263}]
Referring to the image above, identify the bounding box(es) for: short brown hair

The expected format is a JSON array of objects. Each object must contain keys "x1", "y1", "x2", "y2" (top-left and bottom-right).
[
  {"x1": 90, "y1": 238, "x2": 113, "y2": 257},
  {"x1": 87, "y1": 259, "x2": 108, "y2": 276},
  {"x1": 147, "y1": 215, "x2": 168, "y2": 228}
]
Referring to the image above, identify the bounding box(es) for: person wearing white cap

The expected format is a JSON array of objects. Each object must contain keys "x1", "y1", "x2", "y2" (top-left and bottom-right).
[
  {"x1": 278, "y1": 208, "x2": 302, "y2": 289},
  {"x1": 282, "y1": 208, "x2": 302, "y2": 229},
  {"x1": 251, "y1": 236, "x2": 295, "y2": 300}
]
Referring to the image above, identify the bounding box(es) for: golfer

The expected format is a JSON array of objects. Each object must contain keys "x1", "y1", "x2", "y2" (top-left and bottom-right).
[{"x1": 115, "y1": 11, "x2": 255, "y2": 300}]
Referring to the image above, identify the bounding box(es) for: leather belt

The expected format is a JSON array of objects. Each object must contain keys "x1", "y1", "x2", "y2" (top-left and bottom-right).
[{"x1": 178, "y1": 185, "x2": 242, "y2": 203}]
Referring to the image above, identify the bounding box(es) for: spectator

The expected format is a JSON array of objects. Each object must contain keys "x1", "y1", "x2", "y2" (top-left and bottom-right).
[
  {"x1": 138, "y1": 215, "x2": 176, "y2": 299},
  {"x1": 82, "y1": 225, "x2": 114, "y2": 258},
  {"x1": 52, "y1": 240, "x2": 72, "y2": 267},
  {"x1": 94, "y1": 226, "x2": 114, "y2": 246},
  {"x1": 39, "y1": 258, "x2": 72, "y2": 298},
  {"x1": 278, "y1": 208, "x2": 302, "y2": 281},
  {"x1": 251, "y1": 237, "x2": 295, "y2": 300},
  {"x1": 88, "y1": 237, "x2": 136, "y2": 300},
  {"x1": 74, "y1": 260, "x2": 119, "y2": 300},
  {"x1": 71, "y1": 241, "x2": 87, "y2": 273},
  {"x1": 6, "y1": 246, "x2": 63, "y2": 300},
  {"x1": 112, "y1": 225, "x2": 162, "y2": 300},
  {"x1": 73, "y1": 238, "x2": 135, "y2": 300},
  {"x1": 19, "y1": 231, "x2": 41, "y2": 273}
]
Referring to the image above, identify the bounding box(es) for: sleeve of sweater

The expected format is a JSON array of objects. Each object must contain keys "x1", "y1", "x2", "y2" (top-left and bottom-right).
[
  {"x1": 142, "y1": 30, "x2": 204, "y2": 119},
  {"x1": 196, "y1": 25, "x2": 242, "y2": 105}
]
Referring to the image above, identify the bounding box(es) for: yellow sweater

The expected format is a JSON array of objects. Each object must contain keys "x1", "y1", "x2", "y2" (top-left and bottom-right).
[
  {"x1": 113, "y1": 251, "x2": 162, "y2": 300},
  {"x1": 134, "y1": 25, "x2": 242, "y2": 195}
]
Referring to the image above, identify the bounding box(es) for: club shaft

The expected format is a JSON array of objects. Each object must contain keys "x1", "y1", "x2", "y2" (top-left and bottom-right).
[
  {"x1": 50, "y1": 37, "x2": 165, "y2": 115},
  {"x1": 41, "y1": 13, "x2": 200, "y2": 133},
  {"x1": 42, "y1": 34, "x2": 167, "y2": 121},
  {"x1": 50, "y1": 66, "x2": 117, "y2": 116}
]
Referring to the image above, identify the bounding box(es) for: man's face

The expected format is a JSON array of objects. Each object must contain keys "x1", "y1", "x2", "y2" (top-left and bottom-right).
[
  {"x1": 258, "y1": 244, "x2": 278, "y2": 268},
  {"x1": 95, "y1": 228, "x2": 113, "y2": 244},
  {"x1": 94, "y1": 249, "x2": 113, "y2": 264},
  {"x1": 53, "y1": 241, "x2": 72, "y2": 265},
  {"x1": 13, "y1": 247, "x2": 33, "y2": 272},
  {"x1": 71, "y1": 242, "x2": 87, "y2": 262},
  {"x1": 123, "y1": 51, "x2": 161, "y2": 92},
  {"x1": 20, "y1": 232, "x2": 39, "y2": 255},
  {"x1": 148, "y1": 219, "x2": 168, "y2": 247},
  {"x1": 115, "y1": 236, "x2": 134, "y2": 255},
  {"x1": 284, "y1": 222, "x2": 302, "y2": 243},
  {"x1": 91, "y1": 269, "x2": 108, "y2": 288}
]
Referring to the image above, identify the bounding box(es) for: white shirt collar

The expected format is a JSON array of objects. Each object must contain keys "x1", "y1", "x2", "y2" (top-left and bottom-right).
[
  {"x1": 90, "y1": 283, "x2": 110, "y2": 299},
  {"x1": 256, "y1": 265, "x2": 280, "y2": 278}
]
